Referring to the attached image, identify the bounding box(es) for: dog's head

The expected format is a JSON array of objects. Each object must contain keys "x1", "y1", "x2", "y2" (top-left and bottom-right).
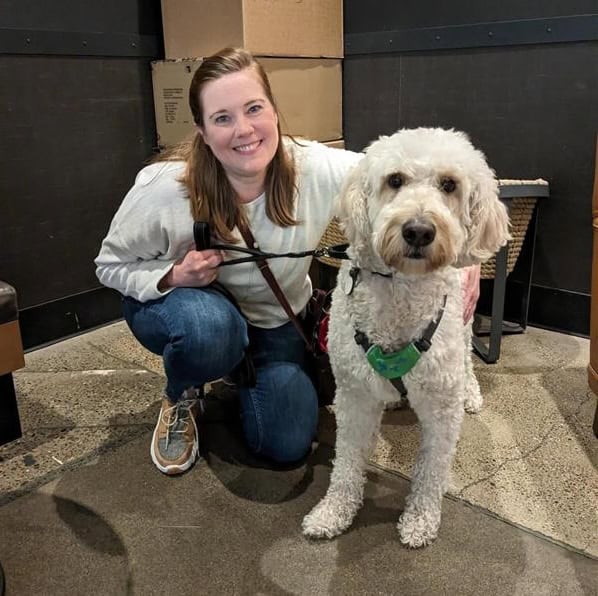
[{"x1": 338, "y1": 128, "x2": 511, "y2": 274}]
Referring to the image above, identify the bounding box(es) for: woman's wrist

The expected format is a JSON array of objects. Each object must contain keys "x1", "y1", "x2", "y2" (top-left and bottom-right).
[{"x1": 158, "y1": 267, "x2": 175, "y2": 292}]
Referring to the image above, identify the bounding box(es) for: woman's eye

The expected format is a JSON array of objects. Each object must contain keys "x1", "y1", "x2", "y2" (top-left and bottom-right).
[
  {"x1": 441, "y1": 177, "x2": 457, "y2": 193},
  {"x1": 214, "y1": 114, "x2": 230, "y2": 124},
  {"x1": 248, "y1": 104, "x2": 262, "y2": 114},
  {"x1": 387, "y1": 173, "x2": 404, "y2": 189}
]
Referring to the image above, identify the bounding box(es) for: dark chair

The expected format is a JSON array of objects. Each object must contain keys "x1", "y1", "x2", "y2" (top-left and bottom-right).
[{"x1": 0, "y1": 280, "x2": 25, "y2": 445}]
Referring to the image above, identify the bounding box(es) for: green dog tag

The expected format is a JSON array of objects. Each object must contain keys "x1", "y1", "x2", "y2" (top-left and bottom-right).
[{"x1": 366, "y1": 342, "x2": 422, "y2": 379}]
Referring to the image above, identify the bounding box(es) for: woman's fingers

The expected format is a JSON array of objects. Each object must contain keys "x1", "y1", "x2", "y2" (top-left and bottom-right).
[{"x1": 169, "y1": 248, "x2": 222, "y2": 288}]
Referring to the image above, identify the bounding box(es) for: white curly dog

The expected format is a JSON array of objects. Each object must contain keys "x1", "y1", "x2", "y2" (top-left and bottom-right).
[{"x1": 302, "y1": 127, "x2": 511, "y2": 548}]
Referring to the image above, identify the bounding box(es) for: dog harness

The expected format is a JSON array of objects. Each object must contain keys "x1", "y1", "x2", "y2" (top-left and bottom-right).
[{"x1": 353, "y1": 293, "x2": 447, "y2": 397}]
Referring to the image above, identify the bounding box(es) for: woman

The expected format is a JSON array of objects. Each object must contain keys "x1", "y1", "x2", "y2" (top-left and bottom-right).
[{"x1": 95, "y1": 47, "x2": 480, "y2": 475}]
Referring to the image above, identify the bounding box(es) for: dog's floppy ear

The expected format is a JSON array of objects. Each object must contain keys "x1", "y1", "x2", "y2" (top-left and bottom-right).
[
  {"x1": 336, "y1": 159, "x2": 371, "y2": 251},
  {"x1": 461, "y1": 171, "x2": 511, "y2": 265}
]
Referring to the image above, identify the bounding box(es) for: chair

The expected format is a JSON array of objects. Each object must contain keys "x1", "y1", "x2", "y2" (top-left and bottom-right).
[{"x1": 0, "y1": 280, "x2": 25, "y2": 445}]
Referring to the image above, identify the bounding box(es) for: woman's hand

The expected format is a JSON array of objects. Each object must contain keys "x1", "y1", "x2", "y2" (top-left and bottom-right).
[
  {"x1": 158, "y1": 248, "x2": 223, "y2": 291},
  {"x1": 461, "y1": 264, "x2": 481, "y2": 324}
]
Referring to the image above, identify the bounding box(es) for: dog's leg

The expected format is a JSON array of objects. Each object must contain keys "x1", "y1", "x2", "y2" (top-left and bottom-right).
[
  {"x1": 463, "y1": 324, "x2": 483, "y2": 413},
  {"x1": 398, "y1": 396, "x2": 463, "y2": 548},
  {"x1": 302, "y1": 388, "x2": 384, "y2": 539}
]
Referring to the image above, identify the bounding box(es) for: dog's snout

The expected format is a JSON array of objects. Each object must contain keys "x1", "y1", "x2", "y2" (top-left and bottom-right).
[{"x1": 402, "y1": 219, "x2": 436, "y2": 248}]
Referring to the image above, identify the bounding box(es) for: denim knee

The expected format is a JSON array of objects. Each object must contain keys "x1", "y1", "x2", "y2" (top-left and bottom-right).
[
  {"x1": 165, "y1": 300, "x2": 245, "y2": 370},
  {"x1": 123, "y1": 288, "x2": 248, "y2": 397},
  {"x1": 240, "y1": 362, "x2": 318, "y2": 463}
]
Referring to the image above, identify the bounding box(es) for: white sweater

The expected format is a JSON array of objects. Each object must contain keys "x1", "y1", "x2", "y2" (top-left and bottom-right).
[{"x1": 95, "y1": 140, "x2": 362, "y2": 328}]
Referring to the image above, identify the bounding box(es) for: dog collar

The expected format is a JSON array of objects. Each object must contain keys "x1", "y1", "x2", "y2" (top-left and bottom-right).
[
  {"x1": 354, "y1": 295, "x2": 447, "y2": 381},
  {"x1": 343, "y1": 266, "x2": 392, "y2": 295}
]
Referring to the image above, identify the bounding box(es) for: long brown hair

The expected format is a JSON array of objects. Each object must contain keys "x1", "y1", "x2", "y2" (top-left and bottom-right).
[{"x1": 156, "y1": 47, "x2": 297, "y2": 242}]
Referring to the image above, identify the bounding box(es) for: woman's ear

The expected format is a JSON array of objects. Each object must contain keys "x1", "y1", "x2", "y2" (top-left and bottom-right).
[
  {"x1": 462, "y1": 171, "x2": 511, "y2": 264},
  {"x1": 196, "y1": 124, "x2": 210, "y2": 147}
]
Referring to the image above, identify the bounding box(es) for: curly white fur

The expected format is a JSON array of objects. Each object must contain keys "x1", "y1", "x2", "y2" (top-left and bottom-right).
[{"x1": 302, "y1": 128, "x2": 510, "y2": 547}]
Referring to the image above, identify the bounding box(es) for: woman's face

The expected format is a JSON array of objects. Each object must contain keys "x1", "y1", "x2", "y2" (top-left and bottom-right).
[{"x1": 199, "y1": 68, "x2": 279, "y2": 191}]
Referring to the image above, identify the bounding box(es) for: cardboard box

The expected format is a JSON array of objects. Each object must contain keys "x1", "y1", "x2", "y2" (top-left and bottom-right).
[
  {"x1": 152, "y1": 58, "x2": 342, "y2": 147},
  {"x1": 161, "y1": 0, "x2": 343, "y2": 59}
]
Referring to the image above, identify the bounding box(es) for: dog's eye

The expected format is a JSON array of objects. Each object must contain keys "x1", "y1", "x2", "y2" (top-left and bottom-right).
[
  {"x1": 441, "y1": 178, "x2": 457, "y2": 193},
  {"x1": 387, "y1": 174, "x2": 404, "y2": 189}
]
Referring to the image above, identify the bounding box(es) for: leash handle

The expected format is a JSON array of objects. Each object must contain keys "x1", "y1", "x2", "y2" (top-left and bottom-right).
[{"x1": 193, "y1": 221, "x2": 211, "y2": 251}]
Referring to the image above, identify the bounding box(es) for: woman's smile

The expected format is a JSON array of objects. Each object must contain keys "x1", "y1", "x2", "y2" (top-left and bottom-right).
[{"x1": 234, "y1": 140, "x2": 262, "y2": 153}]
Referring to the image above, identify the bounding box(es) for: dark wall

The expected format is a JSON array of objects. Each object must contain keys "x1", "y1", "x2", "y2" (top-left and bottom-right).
[
  {"x1": 0, "y1": 1, "x2": 163, "y2": 348},
  {"x1": 344, "y1": 1, "x2": 598, "y2": 335},
  {"x1": 1, "y1": 1, "x2": 596, "y2": 347},
  {"x1": 345, "y1": 0, "x2": 598, "y2": 31}
]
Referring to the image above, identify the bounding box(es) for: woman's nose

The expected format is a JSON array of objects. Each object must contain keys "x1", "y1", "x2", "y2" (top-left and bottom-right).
[{"x1": 236, "y1": 115, "x2": 254, "y2": 136}]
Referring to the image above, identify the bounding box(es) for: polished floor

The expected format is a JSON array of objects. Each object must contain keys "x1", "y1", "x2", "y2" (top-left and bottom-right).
[{"x1": 0, "y1": 321, "x2": 596, "y2": 594}]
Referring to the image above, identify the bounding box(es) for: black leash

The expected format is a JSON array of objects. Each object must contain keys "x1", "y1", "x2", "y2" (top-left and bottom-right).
[{"x1": 193, "y1": 221, "x2": 349, "y2": 266}]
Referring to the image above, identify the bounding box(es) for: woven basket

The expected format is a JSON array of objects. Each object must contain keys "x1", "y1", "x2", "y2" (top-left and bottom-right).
[
  {"x1": 317, "y1": 217, "x2": 348, "y2": 268},
  {"x1": 480, "y1": 196, "x2": 536, "y2": 279}
]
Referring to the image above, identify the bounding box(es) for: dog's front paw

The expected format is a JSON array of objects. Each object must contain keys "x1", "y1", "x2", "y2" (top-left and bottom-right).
[
  {"x1": 302, "y1": 496, "x2": 357, "y2": 539},
  {"x1": 397, "y1": 508, "x2": 441, "y2": 548},
  {"x1": 463, "y1": 389, "x2": 483, "y2": 414},
  {"x1": 463, "y1": 374, "x2": 483, "y2": 414}
]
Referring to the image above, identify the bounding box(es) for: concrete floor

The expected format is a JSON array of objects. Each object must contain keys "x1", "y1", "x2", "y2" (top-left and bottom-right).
[{"x1": 0, "y1": 321, "x2": 596, "y2": 594}]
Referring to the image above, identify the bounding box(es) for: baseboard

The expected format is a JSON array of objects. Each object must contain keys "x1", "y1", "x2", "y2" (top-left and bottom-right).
[
  {"x1": 17, "y1": 278, "x2": 590, "y2": 351},
  {"x1": 19, "y1": 287, "x2": 123, "y2": 351},
  {"x1": 478, "y1": 280, "x2": 590, "y2": 337}
]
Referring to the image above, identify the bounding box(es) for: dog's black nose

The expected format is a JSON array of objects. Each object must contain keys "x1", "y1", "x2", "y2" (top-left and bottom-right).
[{"x1": 402, "y1": 220, "x2": 436, "y2": 247}]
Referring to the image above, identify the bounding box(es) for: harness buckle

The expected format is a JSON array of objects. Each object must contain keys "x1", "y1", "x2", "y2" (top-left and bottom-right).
[{"x1": 415, "y1": 337, "x2": 432, "y2": 352}]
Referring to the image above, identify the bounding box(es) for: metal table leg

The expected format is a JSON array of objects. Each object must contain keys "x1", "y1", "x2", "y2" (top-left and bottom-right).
[
  {"x1": 472, "y1": 243, "x2": 509, "y2": 363},
  {"x1": 518, "y1": 205, "x2": 539, "y2": 331}
]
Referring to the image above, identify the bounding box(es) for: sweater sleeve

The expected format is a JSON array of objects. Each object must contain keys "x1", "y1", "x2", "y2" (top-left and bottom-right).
[
  {"x1": 94, "y1": 162, "x2": 192, "y2": 302},
  {"x1": 95, "y1": 223, "x2": 176, "y2": 303}
]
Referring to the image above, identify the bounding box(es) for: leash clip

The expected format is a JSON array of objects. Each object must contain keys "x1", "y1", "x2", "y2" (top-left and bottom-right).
[{"x1": 342, "y1": 267, "x2": 360, "y2": 295}]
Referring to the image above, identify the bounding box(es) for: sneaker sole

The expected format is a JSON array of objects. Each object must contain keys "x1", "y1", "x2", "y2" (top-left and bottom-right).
[{"x1": 150, "y1": 416, "x2": 199, "y2": 475}]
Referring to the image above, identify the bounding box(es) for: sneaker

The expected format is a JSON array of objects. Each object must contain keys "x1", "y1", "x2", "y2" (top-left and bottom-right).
[{"x1": 150, "y1": 390, "x2": 200, "y2": 475}]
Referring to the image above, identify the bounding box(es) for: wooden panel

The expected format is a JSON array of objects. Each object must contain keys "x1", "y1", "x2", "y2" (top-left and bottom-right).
[
  {"x1": 0, "y1": 54, "x2": 157, "y2": 309},
  {"x1": 343, "y1": 54, "x2": 401, "y2": 150},
  {"x1": 344, "y1": 0, "x2": 598, "y2": 34},
  {"x1": 1, "y1": 0, "x2": 162, "y2": 34},
  {"x1": 344, "y1": 42, "x2": 597, "y2": 297},
  {"x1": 0, "y1": 321, "x2": 25, "y2": 376}
]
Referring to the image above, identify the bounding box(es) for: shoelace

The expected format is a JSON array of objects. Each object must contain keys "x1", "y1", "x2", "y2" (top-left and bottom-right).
[{"x1": 161, "y1": 398, "x2": 196, "y2": 449}]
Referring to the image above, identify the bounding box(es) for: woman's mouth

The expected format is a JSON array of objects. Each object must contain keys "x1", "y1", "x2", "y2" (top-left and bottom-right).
[{"x1": 233, "y1": 140, "x2": 262, "y2": 153}]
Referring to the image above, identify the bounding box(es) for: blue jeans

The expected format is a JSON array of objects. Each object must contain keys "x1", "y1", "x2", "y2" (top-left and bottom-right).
[{"x1": 122, "y1": 287, "x2": 318, "y2": 463}]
